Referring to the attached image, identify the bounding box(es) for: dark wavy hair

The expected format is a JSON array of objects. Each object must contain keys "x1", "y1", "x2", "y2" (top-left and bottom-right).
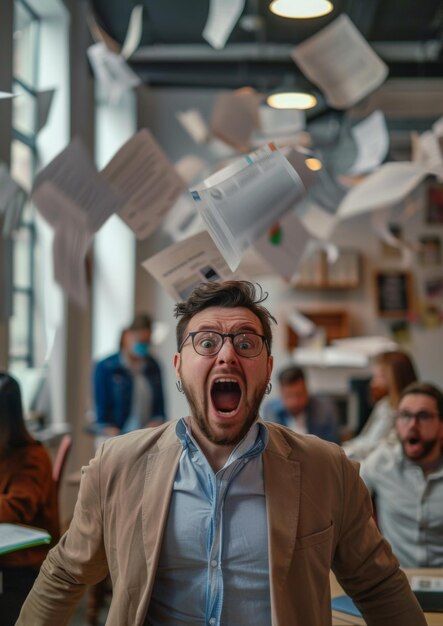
[
  {"x1": 0, "y1": 373, "x2": 34, "y2": 458},
  {"x1": 399, "y1": 382, "x2": 443, "y2": 420},
  {"x1": 174, "y1": 280, "x2": 277, "y2": 352}
]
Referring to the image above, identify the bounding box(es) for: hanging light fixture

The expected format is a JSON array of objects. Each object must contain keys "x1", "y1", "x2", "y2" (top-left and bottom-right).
[
  {"x1": 269, "y1": 0, "x2": 333, "y2": 19},
  {"x1": 267, "y1": 91, "x2": 317, "y2": 110},
  {"x1": 266, "y1": 73, "x2": 318, "y2": 110}
]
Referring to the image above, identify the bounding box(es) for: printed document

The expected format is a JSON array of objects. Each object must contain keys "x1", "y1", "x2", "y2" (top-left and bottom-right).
[
  {"x1": 142, "y1": 230, "x2": 240, "y2": 301},
  {"x1": 347, "y1": 110, "x2": 389, "y2": 175},
  {"x1": 190, "y1": 143, "x2": 308, "y2": 271},
  {"x1": 101, "y1": 128, "x2": 186, "y2": 240},
  {"x1": 202, "y1": 0, "x2": 245, "y2": 49},
  {"x1": 291, "y1": 15, "x2": 388, "y2": 109}
]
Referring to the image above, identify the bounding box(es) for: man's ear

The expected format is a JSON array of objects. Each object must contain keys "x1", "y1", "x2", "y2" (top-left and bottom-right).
[{"x1": 173, "y1": 352, "x2": 181, "y2": 376}]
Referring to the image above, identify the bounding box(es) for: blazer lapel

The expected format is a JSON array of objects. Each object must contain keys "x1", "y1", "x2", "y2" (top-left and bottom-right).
[
  {"x1": 137, "y1": 424, "x2": 182, "y2": 624},
  {"x1": 263, "y1": 427, "x2": 301, "y2": 622}
]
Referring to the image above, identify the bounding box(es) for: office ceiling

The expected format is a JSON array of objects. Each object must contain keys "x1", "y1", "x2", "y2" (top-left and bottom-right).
[{"x1": 89, "y1": 0, "x2": 443, "y2": 90}]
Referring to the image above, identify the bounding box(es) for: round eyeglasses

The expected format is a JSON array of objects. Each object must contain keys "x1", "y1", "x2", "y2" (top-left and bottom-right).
[{"x1": 179, "y1": 331, "x2": 269, "y2": 358}]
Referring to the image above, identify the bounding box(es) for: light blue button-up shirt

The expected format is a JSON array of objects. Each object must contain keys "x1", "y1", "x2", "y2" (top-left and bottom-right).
[{"x1": 145, "y1": 418, "x2": 271, "y2": 626}]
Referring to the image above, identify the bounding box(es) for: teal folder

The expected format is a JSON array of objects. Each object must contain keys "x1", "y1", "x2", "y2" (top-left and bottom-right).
[{"x1": 0, "y1": 523, "x2": 51, "y2": 555}]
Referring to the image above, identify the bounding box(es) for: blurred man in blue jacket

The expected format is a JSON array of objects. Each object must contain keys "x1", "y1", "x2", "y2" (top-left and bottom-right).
[
  {"x1": 93, "y1": 313, "x2": 166, "y2": 436},
  {"x1": 263, "y1": 365, "x2": 341, "y2": 443}
]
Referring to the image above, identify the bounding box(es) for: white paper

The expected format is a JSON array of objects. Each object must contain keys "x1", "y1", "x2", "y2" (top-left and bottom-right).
[
  {"x1": 120, "y1": 5, "x2": 143, "y2": 60},
  {"x1": 252, "y1": 105, "x2": 306, "y2": 145},
  {"x1": 293, "y1": 347, "x2": 369, "y2": 368},
  {"x1": 210, "y1": 87, "x2": 262, "y2": 149},
  {"x1": 331, "y1": 336, "x2": 398, "y2": 357},
  {"x1": 87, "y1": 42, "x2": 141, "y2": 105},
  {"x1": 347, "y1": 110, "x2": 389, "y2": 175},
  {"x1": 175, "y1": 155, "x2": 207, "y2": 185},
  {"x1": 142, "y1": 230, "x2": 239, "y2": 302},
  {"x1": 101, "y1": 128, "x2": 186, "y2": 240},
  {"x1": 32, "y1": 139, "x2": 118, "y2": 232},
  {"x1": 162, "y1": 194, "x2": 204, "y2": 242},
  {"x1": 176, "y1": 109, "x2": 209, "y2": 144},
  {"x1": 190, "y1": 143, "x2": 307, "y2": 271},
  {"x1": 0, "y1": 163, "x2": 27, "y2": 236},
  {"x1": 253, "y1": 211, "x2": 311, "y2": 281},
  {"x1": 410, "y1": 576, "x2": 443, "y2": 592},
  {"x1": 288, "y1": 309, "x2": 316, "y2": 338},
  {"x1": 202, "y1": 0, "x2": 245, "y2": 49},
  {"x1": 411, "y1": 129, "x2": 442, "y2": 171},
  {"x1": 52, "y1": 208, "x2": 93, "y2": 310},
  {"x1": 337, "y1": 161, "x2": 433, "y2": 220},
  {"x1": 0, "y1": 92, "x2": 15, "y2": 99},
  {"x1": 36, "y1": 89, "x2": 55, "y2": 132},
  {"x1": 296, "y1": 202, "x2": 337, "y2": 240},
  {"x1": 291, "y1": 15, "x2": 388, "y2": 109}
]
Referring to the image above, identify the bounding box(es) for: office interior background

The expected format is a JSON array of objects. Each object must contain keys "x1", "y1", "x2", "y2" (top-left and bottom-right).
[{"x1": 1, "y1": 0, "x2": 443, "y2": 521}]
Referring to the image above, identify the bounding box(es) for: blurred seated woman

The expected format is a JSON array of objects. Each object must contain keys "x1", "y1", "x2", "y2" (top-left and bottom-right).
[
  {"x1": 0, "y1": 373, "x2": 59, "y2": 626},
  {"x1": 343, "y1": 350, "x2": 417, "y2": 461}
]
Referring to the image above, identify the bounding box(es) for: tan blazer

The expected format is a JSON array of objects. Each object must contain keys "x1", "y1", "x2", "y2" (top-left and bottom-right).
[{"x1": 17, "y1": 421, "x2": 425, "y2": 626}]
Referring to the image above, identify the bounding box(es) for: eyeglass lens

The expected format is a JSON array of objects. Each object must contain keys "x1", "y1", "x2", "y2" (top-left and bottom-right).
[
  {"x1": 192, "y1": 331, "x2": 263, "y2": 356},
  {"x1": 396, "y1": 411, "x2": 438, "y2": 423}
]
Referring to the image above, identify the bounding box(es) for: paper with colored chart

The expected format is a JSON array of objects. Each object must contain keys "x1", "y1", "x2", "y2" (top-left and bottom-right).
[{"x1": 190, "y1": 143, "x2": 308, "y2": 271}]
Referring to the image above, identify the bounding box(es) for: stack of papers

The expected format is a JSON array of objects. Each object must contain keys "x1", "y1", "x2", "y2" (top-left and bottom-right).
[{"x1": 0, "y1": 523, "x2": 51, "y2": 555}]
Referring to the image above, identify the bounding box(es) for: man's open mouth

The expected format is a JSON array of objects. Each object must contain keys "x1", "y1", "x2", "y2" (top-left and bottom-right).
[{"x1": 211, "y1": 378, "x2": 242, "y2": 416}]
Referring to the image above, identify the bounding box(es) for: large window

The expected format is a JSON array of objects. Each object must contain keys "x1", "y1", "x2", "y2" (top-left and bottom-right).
[{"x1": 9, "y1": 0, "x2": 40, "y2": 367}]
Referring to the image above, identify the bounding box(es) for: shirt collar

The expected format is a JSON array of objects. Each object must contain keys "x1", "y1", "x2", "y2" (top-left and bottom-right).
[{"x1": 176, "y1": 417, "x2": 268, "y2": 465}]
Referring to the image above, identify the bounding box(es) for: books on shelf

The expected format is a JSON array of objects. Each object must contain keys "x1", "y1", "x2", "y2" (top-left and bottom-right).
[{"x1": 0, "y1": 523, "x2": 51, "y2": 555}]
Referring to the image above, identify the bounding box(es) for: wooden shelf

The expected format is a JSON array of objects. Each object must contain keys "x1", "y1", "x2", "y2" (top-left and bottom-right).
[{"x1": 287, "y1": 309, "x2": 351, "y2": 350}]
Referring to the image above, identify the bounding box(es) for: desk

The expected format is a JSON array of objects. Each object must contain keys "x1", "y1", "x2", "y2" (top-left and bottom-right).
[{"x1": 331, "y1": 569, "x2": 443, "y2": 625}]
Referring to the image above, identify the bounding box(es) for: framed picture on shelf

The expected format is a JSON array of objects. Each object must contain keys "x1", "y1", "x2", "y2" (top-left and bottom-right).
[
  {"x1": 426, "y1": 183, "x2": 443, "y2": 225},
  {"x1": 374, "y1": 271, "x2": 413, "y2": 318}
]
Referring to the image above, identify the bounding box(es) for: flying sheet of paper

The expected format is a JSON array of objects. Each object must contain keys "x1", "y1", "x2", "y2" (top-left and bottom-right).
[
  {"x1": 287, "y1": 309, "x2": 316, "y2": 338},
  {"x1": 210, "y1": 87, "x2": 262, "y2": 149},
  {"x1": 190, "y1": 143, "x2": 308, "y2": 271},
  {"x1": 253, "y1": 211, "x2": 311, "y2": 281},
  {"x1": 0, "y1": 163, "x2": 27, "y2": 236},
  {"x1": 32, "y1": 139, "x2": 118, "y2": 232},
  {"x1": 411, "y1": 129, "x2": 442, "y2": 174},
  {"x1": 202, "y1": 0, "x2": 245, "y2": 49},
  {"x1": 142, "y1": 230, "x2": 240, "y2": 302},
  {"x1": 337, "y1": 161, "x2": 435, "y2": 220},
  {"x1": 291, "y1": 15, "x2": 388, "y2": 109},
  {"x1": 120, "y1": 4, "x2": 143, "y2": 60},
  {"x1": 176, "y1": 109, "x2": 209, "y2": 144},
  {"x1": 347, "y1": 110, "x2": 389, "y2": 175},
  {"x1": 162, "y1": 194, "x2": 204, "y2": 242},
  {"x1": 252, "y1": 105, "x2": 306, "y2": 146},
  {"x1": 87, "y1": 42, "x2": 141, "y2": 105},
  {"x1": 296, "y1": 202, "x2": 337, "y2": 240},
  {"x1": 36, "y1": 89, "x2": 55, "y2": 132},
  {"x1": 0, "y1": 92, "x2": 15, "y2": 99},
  {"x1": 101, "y1": 128, "x2": 186, "y2": 240},
  {"x1": 52, "y1": 206, "x2": 93, "y2": 310},
  {"x1": 175, "y1": 155, "x2": 207, "y2": 185}
]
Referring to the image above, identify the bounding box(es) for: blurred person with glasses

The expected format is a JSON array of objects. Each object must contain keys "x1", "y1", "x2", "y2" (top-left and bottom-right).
[
  {"x1": 361, "y1": 382, "x2": 443, "y2": 567},
  {"x1": 17, "y1": 282, "x2": 426, "y2": 626}
]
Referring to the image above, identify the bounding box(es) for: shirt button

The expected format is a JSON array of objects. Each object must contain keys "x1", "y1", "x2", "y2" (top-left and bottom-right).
[
  {"x1": 209, "y1": 619, "x2": 216, "y2": 625},
  {"x1": 211, "y1": 559, "x2": 218, "y2": 567}
]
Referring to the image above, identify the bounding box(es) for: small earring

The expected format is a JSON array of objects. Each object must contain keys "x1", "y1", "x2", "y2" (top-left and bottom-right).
[
  {"x1": 265, "y1": 382, "x2": 272, "y2": 395},
  {"x1": 176, "y1": 379, "x2": 184, "y2": 394}
]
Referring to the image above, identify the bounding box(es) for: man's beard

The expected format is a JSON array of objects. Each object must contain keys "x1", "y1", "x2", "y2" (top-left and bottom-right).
[
  {"x1": 181, "y1": 374, "x2": 267, "y2": 446},
  {"x1": 402, "y1": 437, "x2": 440, "y2": 461}
]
